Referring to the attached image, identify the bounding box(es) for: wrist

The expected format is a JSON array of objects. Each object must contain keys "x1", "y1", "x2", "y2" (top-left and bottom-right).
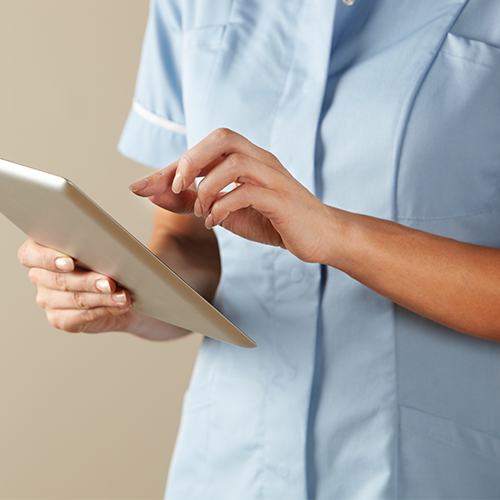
[
  {"x1": 124, "y1": 311, "x2": 191, "y2": 341},
  {"x1": 319, "y1": 206, "x2": 353, "y2": 270}
]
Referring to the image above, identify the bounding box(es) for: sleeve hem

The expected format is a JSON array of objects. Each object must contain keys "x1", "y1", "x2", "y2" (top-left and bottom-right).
[{"x1": 132, "y1": 100, "x2": 187, "y2": 135}]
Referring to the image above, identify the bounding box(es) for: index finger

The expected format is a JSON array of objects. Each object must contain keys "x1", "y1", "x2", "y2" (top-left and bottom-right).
[
  {"x1": 128, "y1": 129, "x2": 277, "y2": 199},
  {"x1": 130, "y1": 157, "x2": 222, "y2": 199},
  {"x1": 173, "y1": 129, "x2": 275, "y2": 194},
  {"x1": 18, "y1": 239, "x2": 75, "y2": 272}
]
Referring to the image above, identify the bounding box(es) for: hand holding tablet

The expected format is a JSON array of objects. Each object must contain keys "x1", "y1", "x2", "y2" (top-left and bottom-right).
[{"x1": 0, "y1": 158, "x2": 256, "y2": 348}]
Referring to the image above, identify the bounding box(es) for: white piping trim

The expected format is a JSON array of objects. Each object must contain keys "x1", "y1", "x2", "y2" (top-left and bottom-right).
[{"x1": 133, "y1": 100, "x2": 187, "y2": 135}]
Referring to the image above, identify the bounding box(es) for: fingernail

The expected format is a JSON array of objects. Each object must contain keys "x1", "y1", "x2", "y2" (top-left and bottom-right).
[
  {"x1": 128, "y1": 178, "x2": 149, "y2": 193},
  {"x1": 171, "y1": 170, "x2": 184, "y2": 194},
  {"x1": 194, "y1": 198, "x2": 202, "y2": 217},
  {"x1": 96, "y1": 279, "x2": 111, "y2": 293},
  {"x1": 112, "y1": 291, "x2": 127, "y2": 304},
  {"x1": 205, "y1": 214, "x2": 214, "y2": 230},
  {"x1": 55, "y1": 258, "x2": 74, "y2": 271}
]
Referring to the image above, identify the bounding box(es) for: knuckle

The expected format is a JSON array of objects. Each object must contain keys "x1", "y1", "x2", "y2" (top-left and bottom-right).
[
  {"x1": 266, "y1": 150, "x2": 280, "y2": 166},
  {"x1": 28, "y1": 268, "x2": 39, "y2": 285},
  {"x1": 80, "y1": 273, "x2": 95, "y2": 292},
  {"x1": 180, "y1": 151, "x2": 195, "y2": 170},
  {"x1": 210, "y1": 204, "x2": 224, "y2": 222},
  {"x1": 50, "y1": 312, "x2": 83, "y2": 333},
  {"x1": 40, "y1": 251, "x2": 53, "y2": 271},
  {"x1": 156, "y1": 167, "x2": 169, "y2": 180},
  {"x1": 72, "y1": 291, "x2": 88, "y2": 309},
  {"x1": 35, "y1": 292, "x2": 46, "y2": 309},
  {"x1": 224, "y1": 153, "x2": 242, "y2": 170},
  {"x1": 108, "y1": 306, "x2": 129, "y2": 317},
  {"x1": 197, "y1": 179, "x2": 209, "y2": 197},
  {"x1": 47, "y1": 312, "x2": 64, "y2": 331},
  {"x1": 211, "y1": 127, "x2": 233, "y2": 145},
  {"x1": 54, "y1": 273, "x2": 69, "y2": 291},
  {"x1": 79, "y1": 308, "x2": 94, "y2": 324},
  {"x1": 17, "y1": 242, "x2": 29, "y2": 266},
  {"x1": 62, "y1": 319, "x2": 82, "y2": 333}
]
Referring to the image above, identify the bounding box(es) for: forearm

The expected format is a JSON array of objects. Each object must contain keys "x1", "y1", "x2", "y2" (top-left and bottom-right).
[
  {"x1": 148, "y1": 207, "x2": 221, "y2": 302},
  {"x1": 326, "y1": 208, "x2": 500, "y2": 341},
  {"x1": 125, "y1": 208, "x2": 220, "y2": 341},
  {"x1": 122, "y1": 310, "x2": 192, "y2": 342}
]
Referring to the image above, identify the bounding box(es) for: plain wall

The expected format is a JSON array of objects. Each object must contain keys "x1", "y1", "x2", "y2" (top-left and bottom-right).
[{"x1": 0, "y1": 1, "x2": 201, "y2": 498}]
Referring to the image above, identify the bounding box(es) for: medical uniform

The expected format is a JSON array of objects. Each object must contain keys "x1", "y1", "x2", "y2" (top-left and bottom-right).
[{"x1": 119, "y1": 0, "x2": 500, "y2": 498}]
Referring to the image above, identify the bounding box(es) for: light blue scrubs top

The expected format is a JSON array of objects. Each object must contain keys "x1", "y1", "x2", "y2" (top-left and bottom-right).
[{"x1": 118, "y1": 1, "x2": 500, "y2": 498}]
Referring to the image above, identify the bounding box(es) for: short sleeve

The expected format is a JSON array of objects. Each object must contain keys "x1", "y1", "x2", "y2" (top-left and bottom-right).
[{"x1": 118, "y1": 0, "x2": 187, "y2": 169}]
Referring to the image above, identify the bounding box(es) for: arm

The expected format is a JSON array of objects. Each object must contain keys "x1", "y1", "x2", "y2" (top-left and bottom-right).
[
  {"x1": 18, "y1": 205, "x2": 220, "y2": 341},
  {"x1": 129, "y1": 128, "x2": 500, "y2": 342},
  {"x1": 323, "y1": 209, "x2": 500, "y2": 341},
  {"x1": 149, "y1": 206, "x2": 220, "y2": 302}
]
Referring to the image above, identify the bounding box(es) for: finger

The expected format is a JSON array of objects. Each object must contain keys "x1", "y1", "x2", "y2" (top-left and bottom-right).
[
  {"x1": 129, "y1": 154, "x2": 228, "y2": 200},
  {"x1": 128, "y1": 160, "x2": 179, "y2": 196},
  {"x1": 36, "y1": 287, "x2": 130, "y2": 310},
  {"x1": 29, "y1": 268, "x2": 117, "y2": 294},
  {"x1": 18, "y1": 239, "x2": 74, "y2": 272},
  {"x1": 174, "y1": 128, "x2": 278, "y2": 194},
  {"x1": 147, "y1": 188, "x2": 198, "y2": 215},
  {"x1": 195, "y1": 153, "x2": 283, "y2": 216},
  {"x1": 206, "y1": 183, "x2": 284, "y2": 230},
  {"x1": 208, "y1": 175, "x2": 316, "y2": 229},
  {"x1": 145, "y1": 177, "x2": 199, "y2": 214},
  {"x1": 46, "y1": 305, "x2": 133, "y2": 334}
]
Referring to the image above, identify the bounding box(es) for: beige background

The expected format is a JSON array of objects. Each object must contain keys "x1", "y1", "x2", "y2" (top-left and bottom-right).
[{"x1": 0, "y1": 1, "x2": 201, "y2": 499}]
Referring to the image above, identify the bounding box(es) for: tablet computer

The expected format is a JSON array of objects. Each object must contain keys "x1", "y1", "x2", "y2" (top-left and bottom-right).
[{"x1": 0, "y1": 158, "x2": 256, "y2": 348}]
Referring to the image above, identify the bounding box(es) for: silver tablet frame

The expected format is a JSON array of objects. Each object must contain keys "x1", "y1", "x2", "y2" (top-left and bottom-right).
[{"x1": 0, "y1": 158, "x2": 256, "y2": 348}]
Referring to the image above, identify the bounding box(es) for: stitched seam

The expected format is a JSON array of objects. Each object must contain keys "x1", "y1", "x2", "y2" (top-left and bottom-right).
[
  {"x1": 268, "y1": 1, "x2": 308, "y2": 154},
  {"x1": 441, "y1": 49, "x2": 500, "y2": 73},
  {"x1": 198, "y1": 1, "x2": 236, "y2": 130},
  {"x1": 393, "y1": 2, "x2": 471, "y2": 222},
  {"x1": 392, "y1": 6, "x2": 472, "y2": 496}
]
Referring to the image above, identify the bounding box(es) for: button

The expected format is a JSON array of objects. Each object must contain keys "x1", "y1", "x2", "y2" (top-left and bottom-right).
[
  {"x1": 284, "y1": 367, "x2": 296, "y2": 380},
  {"x1": 342, "y1": 0, "x2": 355, "y2": 5},
  {"x1": 277, "y1": 465, "x2": 289, "y2": 478},
  {"x1": 291, "y1": 268, "x2": 303, "y2": 283}
]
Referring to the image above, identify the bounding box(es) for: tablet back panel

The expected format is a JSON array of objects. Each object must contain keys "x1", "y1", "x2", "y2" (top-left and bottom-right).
[{"x1": 0, "y1": 158, "x2": 255, "y2": 348}]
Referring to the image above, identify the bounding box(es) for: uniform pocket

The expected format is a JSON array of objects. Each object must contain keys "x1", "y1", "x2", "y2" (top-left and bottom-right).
[
  {"x1": 398, "y1": 405, "x2": 500, "y2": 499},
  {"x1": 396, "y1": 34, "x2": 500, "y2": 221}
]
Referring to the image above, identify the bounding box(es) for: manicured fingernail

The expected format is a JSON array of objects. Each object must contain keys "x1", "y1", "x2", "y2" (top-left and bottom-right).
[
  {"x1": 55, "y1": 258, "x2": 74, "y2": 271},
  {"x1": 171, "y1": 170, "x2": 184, "y2": 194},
  {"x1": 112, "y1": 291, "x2": 127, "y2": 304},
  {"x1": 194, "y1": 198, "x2": 202, "y2": 217},
  {"x1": 205, "y1": 214, "x2": 214, "y2": 230},
  {"x1": 128, "y1": 178, "x2": 148, "y2": 193},
  {"x1": 96, "y1": 279, "x2": 111, "y2": 293}
]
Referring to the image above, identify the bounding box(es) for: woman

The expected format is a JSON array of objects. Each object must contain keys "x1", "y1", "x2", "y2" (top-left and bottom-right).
[{"x1": 19, "y1": 0, "x2": 500, "y2": 498}]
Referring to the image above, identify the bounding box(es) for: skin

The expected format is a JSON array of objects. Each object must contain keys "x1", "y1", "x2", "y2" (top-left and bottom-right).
[
  {"x1": 19, "y1": 128, "x2": 500, "y2": 341},
  {"x1": 18, "y1": 205, "x2": 218, "y2": 341}
]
